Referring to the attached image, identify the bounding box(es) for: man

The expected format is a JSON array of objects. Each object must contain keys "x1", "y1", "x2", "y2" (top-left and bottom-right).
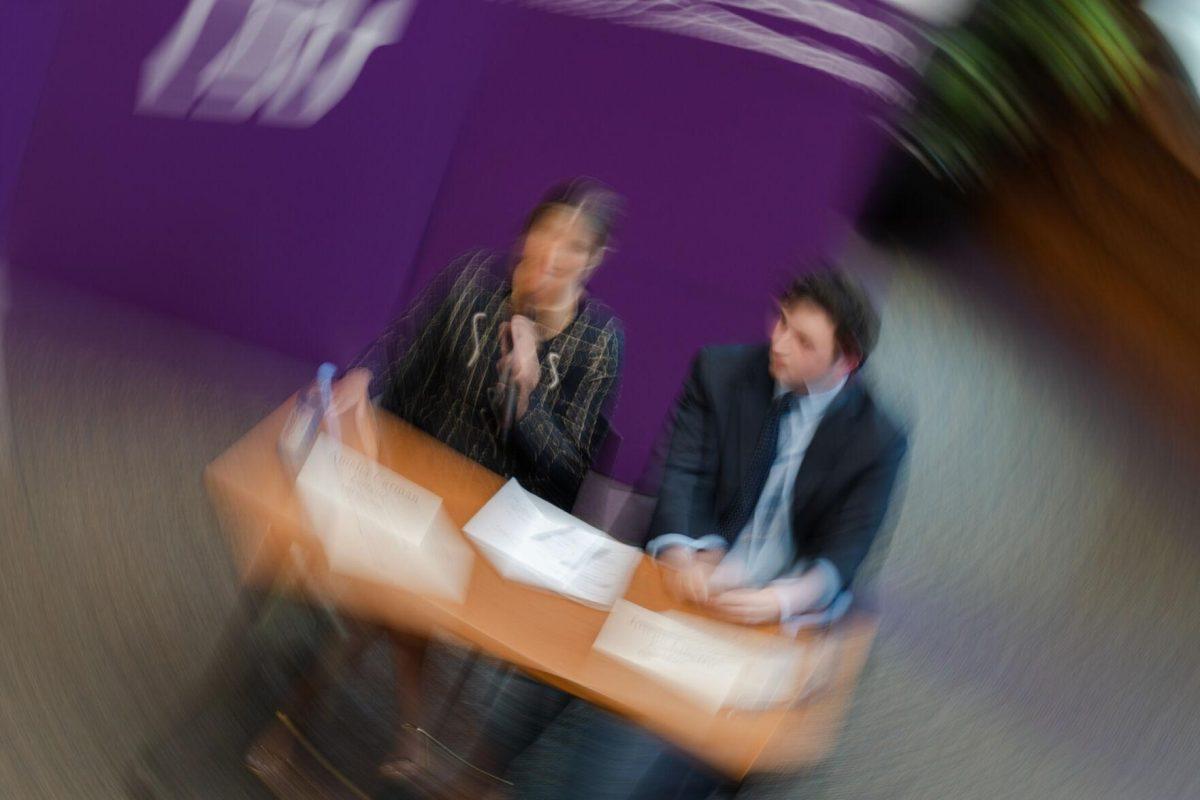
[
  {"x1": 547, "y1": 266, "x2": 908, "y2": 800},
  {"x1": 649, "y1": 266, "x2": 907, "y2": 627}
]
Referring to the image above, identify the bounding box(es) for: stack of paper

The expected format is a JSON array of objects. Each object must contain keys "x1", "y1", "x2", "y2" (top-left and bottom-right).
[
  {"x1": 591, "y1": 601, "x2": 813, "y2": 713},
  {"x1": 294, "y1": 433, "x2": 473, "y2": 601},
  {"x1": 463, "y1": 478, "x2": 642, "y2": 609}
]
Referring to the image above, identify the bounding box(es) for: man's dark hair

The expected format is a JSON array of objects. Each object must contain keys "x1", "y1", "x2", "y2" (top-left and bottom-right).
[
  {"x1": 523, "y1": 178, "x2": 621, "y2": 254},
  {"x1": 780, "y1": 266, "x2": 880, "y2": 369}
]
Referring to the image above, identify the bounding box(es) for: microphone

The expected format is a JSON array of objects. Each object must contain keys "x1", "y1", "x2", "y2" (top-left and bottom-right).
[{"x1": 498, "y1": 305, "x2": 536, "y2": 444}]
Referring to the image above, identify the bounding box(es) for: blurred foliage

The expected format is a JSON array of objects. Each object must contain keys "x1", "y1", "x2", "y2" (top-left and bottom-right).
[{"x1": 895, "y1": 0, "x2": 1151, "y2": 189}]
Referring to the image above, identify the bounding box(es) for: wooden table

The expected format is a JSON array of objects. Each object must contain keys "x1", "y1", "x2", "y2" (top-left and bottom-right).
[{"x1": 204, "y1": 399, "x2": 878, "y2": 779}]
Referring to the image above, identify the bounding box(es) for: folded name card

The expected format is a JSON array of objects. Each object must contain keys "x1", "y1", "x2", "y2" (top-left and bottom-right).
[
  {"x1": 592, "y1": 601, "x2": 811, "y2": 713},
  {"x1": 295, "y1": 433, "x2": 472, "y2": 601}
]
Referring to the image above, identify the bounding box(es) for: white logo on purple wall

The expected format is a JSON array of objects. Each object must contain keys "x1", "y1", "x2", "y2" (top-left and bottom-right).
[{"x1": 137, "y1": 0, "x2": 415, "y2": 127}]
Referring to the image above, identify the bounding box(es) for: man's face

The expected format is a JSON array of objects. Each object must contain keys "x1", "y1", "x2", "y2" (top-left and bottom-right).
[
  {"x1": 768, "y1": 299, "x2": 853, "y2": 391},
  {"x1": 511, "y1": 204, "x2": 599, "y2": 310}
]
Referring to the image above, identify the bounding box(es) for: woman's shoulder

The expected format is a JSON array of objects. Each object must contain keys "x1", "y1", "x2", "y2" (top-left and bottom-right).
[
  {"x1": 446, "y1": 249, "x2": 508, "y2": 293},
  {"x1": 429, "y1": 251, "x2": 511, "y2": 320},
  {"x1": 571, "y1": 296, "x2": 624, "y2": 363},
  {"x1": 577, "y1": 296, "x2": 623, "y2": 338}
]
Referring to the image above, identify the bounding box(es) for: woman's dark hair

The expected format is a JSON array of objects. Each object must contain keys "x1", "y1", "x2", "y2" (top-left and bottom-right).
[
  {"x1": 523, "y1": 178, "x2": 621, "y2": 254},
  {"x1": 780, "y1": 265, "x2": 880, "y2": 369}
]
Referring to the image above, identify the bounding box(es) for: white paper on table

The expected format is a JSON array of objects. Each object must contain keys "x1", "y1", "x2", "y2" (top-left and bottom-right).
[
  {"x1": 592, "y1": 601, "x2": 812, "y2": 713},
  {"x1": 462, "y1": 478, "x2": 547, "y2": 552},
  {"x1": 591, "y1": 601, "x2": 745, "y2": 713},
  {"x1": 516, "y1": 525, "x2": 596, "y2": 585},
  {"x1": 661, "y1": 611, "x2": 811, "y2": 710},
  {"x1": 463, "y1": 478, "x2": 641, "y2": 608},
  {"x1": 524, "y1": 488, "x2": 608, "y2": 538},
  {"x1": 515, "y1": 525, "x2": 642, "y2": 608},
  {"x1": 294, "y1": 433, "x2": 472, "y2": 601},
  {"x1": 569, "y1": 538, "x2": 643, "y2": 607},
  {"x1": 522, "y1": 487, "x2": 643, "y2": 607},
  {"x1": 462, "y1": 478, "x2": 564, "y2": 586}
]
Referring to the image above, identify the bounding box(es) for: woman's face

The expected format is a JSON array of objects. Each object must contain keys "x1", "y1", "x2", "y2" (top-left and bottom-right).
[{"x1": 511, "y1": 204, "x2": 600, "y2": 310}]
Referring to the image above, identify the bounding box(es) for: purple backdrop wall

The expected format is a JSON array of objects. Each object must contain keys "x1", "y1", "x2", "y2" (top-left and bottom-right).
[
  {"x1": 8, "y1": 0, "x2": 495, "y2": 361},
  {"x1": 1, "y1": 0, "x2": 66, "y2": 251},
  {"x1": 7, "y1": 0, "x2": 904, "y2": 482},
  {"x1": 401, "y1": 5, "x2": 896, "y2": 479}
]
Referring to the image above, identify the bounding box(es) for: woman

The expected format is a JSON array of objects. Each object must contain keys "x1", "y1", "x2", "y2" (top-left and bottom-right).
[
  {"x1": 342, "y1": 179, "x2": 623, "y2": 511},
  {"x1": 246, "y1": 179, "x2": 624, "y2": 794}
]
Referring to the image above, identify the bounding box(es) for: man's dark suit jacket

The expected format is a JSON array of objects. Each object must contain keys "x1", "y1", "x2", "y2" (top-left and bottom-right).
[{"x1": 647, "y1": 344, "x2": 908, "y2": 590}]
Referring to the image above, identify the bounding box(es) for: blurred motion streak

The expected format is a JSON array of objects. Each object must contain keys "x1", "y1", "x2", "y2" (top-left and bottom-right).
[
  {"x1": 138, "y1": 0, "x2": 416, "y2": 126},
  {"x1": 492, "y1": 0, "x2": 917, "y2": 103}
]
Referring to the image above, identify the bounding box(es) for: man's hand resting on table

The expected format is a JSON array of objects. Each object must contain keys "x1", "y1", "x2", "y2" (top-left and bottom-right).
[
  {"x1": 706, "y1": 587, "x2": 783, "y2": 626},
  {"x1": 659, "y1": 546, "x2": 724, "y2": 604},
  {"x1": 709, "y1": 564, "x2": 835, "y2": 626},
  {"x1": 658, "y1": 546, "x2": 802, "y2": 626}
]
